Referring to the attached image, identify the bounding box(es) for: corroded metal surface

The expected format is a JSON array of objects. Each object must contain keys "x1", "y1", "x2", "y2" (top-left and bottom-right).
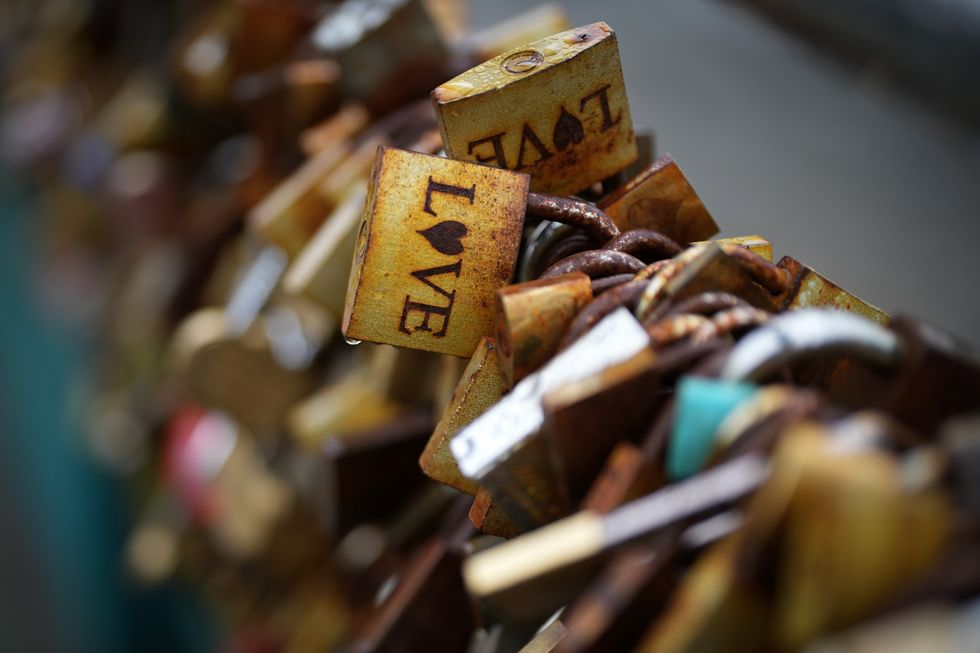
[
  {"x1": 343, "y1": 146, "x2": 529, "y2": 356},
  {"x1": 597, "y1": 154, "x2": 718, "y2": 243},
  {"x1": 495, "y1": 272, "x2": 593, "y2": 386},
  {"x1": 434, "y1": 22, "x2": 637, "y2": 195}
]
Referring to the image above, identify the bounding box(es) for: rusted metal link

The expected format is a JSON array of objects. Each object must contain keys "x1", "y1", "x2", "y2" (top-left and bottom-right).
[
  {"x1": 692, "y1": 306, "x2": 771, "y2": 343},
  {"x1": 643, "y1": 291, "x2": 751, "y2": 326},
  {"x1": 664, "y1": 292, "x2": 752, "y2": 320},
  {"x1": 646, "y1": 314, "x2": 709, "y2": 349},
  {"x1": 720, "y1": 244, "x2": 791, "y2": 295},
  {"x1": 540, "y1": 249, "x2": 646, "y2": 280},
  {"x1": 559, "y1": 279, "x2": 649, "y2": 349},
  {"x1": 602, "y1": 229, "x2": 682, "y2": 262},
  {"x1": 634, "y1": 258, "x2": 673, "y2": 281},
  {"x1": 536, "y1": 231, "x2": 596, "y2": 275},
  {"x1": 635, "y1": 246, "x2": 708, "y2": 321},
  {"x1": 590, "y1": 273, "x2": 635, "y2": 296},
  {"x1": 526, "y1": 192, "x2": 620, "y2": 244}
]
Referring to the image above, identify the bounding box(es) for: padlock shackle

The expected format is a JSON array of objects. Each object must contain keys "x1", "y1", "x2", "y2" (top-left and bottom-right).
[{"x1": 720, "y1": 309, "x2": 902, "y2": 382}]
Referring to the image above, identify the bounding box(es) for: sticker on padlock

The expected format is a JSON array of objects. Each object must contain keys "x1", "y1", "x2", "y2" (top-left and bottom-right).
[
  {"x1": 433, "y1": 22, "x2": 637, "y2": 196},
  {"x1": 342, "y1": 146, "x2": 529, "y2": 356}
]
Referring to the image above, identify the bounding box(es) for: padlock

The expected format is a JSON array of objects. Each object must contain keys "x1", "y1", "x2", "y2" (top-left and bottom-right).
[
  {"x1": 773, "y1": 255, "x2": 890, "y2": 324},
  {"x1": 451, "y1": 308, "x2": 651, "y2": 528},
  {"x1": 462, "y1": 455, "x2": 768, "y2": 624},
  {"x1": 555, "y1": 537, "x2": 680, "y2": 653},
  {"x1": 720, "y1": 309, "x2": 980, "y2": 433},
  {"x1": 248, "y1": 137, "x2": 362, "y2": 256},
  {"x1": 420, "y1": 337, "x2": 507, "y2": 494},
  {"x1": 631, "y1": 535, "x2": 768, "y2": 653},
  {"x1": 469, "y1": 488, "x2": 523, "y2": 539},
  {"x1": 635, "y1": 244, "x2": 784, "y2": 322},
  {"x1": 541, "y1": 347, "x2": 660, "y2": 509},
  {"x1": 580, "y1": 337, "x2": 735, "y2": 513},
  {"x1": 495, "y1": 272, "x2": 593, "y2": 386},
  {"x1": 518, "y1": 618, "x2": 569, "y2": 653},
  {"x1": 169, "y1": 304, "x2": 324, "y2": 436},
  {"x1": 346, "y1": 497, "x2": 475, "y2": 653},
  {"x1": 692, "y1": 235, "x2": 772, "y2": 262},
  {"x1": 433, "y1": 22, "x2": 637, "y2": 196},
  {"x1": 554, "y1": 544, "x2": 679, "y2": 653},
  {"x1": 342, "y1": 146, "x2": 529, "y2": 356},
  {"x1": 312, "y1": 0, "x2": 453, "y2": 115},
  {"x1": 286, "y1": 366, "x2": 403, "y2": 451},
  {"x1": 164, "y1": 406, "x2": 332, "y2": 580},
  {"x1": 317, "y1": 411, "x2": 434, "y2": 534},
  {"x1": 597, "y1": 154, "x2": 719, "y2": 244},
  {"x1": 721, "y1": 420, "x2": 952, "y2": 651},
  {"x1": 284, "y1": 181, "x2": 368, "y2": 320},
  {"x1": 462, "y1": 4, "x2": 571, "y2": 62}
]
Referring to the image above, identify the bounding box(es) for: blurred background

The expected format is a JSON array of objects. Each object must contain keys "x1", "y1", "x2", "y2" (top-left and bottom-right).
[{"x1": 1, "y1": 1, "x2": 978, "y2": 651}]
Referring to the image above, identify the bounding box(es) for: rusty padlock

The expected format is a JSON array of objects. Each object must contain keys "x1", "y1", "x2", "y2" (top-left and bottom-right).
[{"x1": 434, "y1": 22, "x2": 637, "y2": 195}]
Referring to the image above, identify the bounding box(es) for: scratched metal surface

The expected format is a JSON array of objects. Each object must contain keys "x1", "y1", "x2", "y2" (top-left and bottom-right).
[{"x1": 474, "y1": 1, "x2": 980, "y2": 348}]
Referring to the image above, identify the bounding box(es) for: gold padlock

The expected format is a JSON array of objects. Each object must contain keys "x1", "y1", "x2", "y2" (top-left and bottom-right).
[
  {"x1": 420, "y1": 337, "x2": 507, "y2": 494},
  {"x1": 494, "y1": 272, "x2": 593, "y2": 387},
  {"x1": 433, "y1": 22, "x2": 637, "y2": 195},
  {"x1": 598, "y1": 154, "x2": 718, "y2": 244},
  {"x1": 342, "y1": 146, "x2": 529, "y2": 357}
]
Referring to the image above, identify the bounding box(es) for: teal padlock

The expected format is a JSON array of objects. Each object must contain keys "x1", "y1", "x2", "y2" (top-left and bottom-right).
[{"x1": 667, "y1": 376, "x2": 758, "y2": 479}]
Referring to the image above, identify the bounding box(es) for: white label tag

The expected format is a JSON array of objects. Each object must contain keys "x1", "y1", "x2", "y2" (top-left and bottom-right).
[{"x1": 451, "y1": 307, "x2": 650, "y2": 479}]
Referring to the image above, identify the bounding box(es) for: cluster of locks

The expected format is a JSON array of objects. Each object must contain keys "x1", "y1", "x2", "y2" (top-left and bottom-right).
[{"x1": 6, "y1": 1, "x2": 979, "y2": 651}]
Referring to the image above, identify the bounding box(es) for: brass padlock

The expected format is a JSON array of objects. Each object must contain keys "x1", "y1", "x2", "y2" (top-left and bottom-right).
[
  {"x1": 283, "y1": 181, "x2": 368, "y2": 320},
  {"x1": 343, "y1": 146, "x2": 529, "y2": 356},
  {"x1": 462, "y1": 455, "x2": 767, "y2": 624},
  {"x1": 312, "y1": 0, "x2": 452, "y2": 114},
  {"x1": 433, "y1": 22, "x2": 637, "y2": 195},
  {"x1": 451, "y1": 308, "x2": 652, "y2": 529},
  {"x1": 541, "y1": 347, "x2": 660, "y2": 508},
  {"x1": 693, "y1": 235, "x2": 772, "y2": 262},
  {"x1": 420, "y1": 336, "x2": 507, "y2": 494},
  {"x1": 495, "y1": 272, "x2": 593, "y2": 386},
  {"x1": 462, "y1": 4, "x2": 571, "y2": 62},
  {"x1": 773, "y1": 255, "x2": 889, "y2": 324},
  {"x1": 598, "y1": 154, "x2": 719, "y2": 244},
  {"x1": 555, "y1": 544, "x2": 678, "y2": 653},
  {"x1": 169, "y1": 304, "x2": 325, "y2": 436},
  {"x1": 469, "y1": 488, "x2": 523, "y2": 539}
]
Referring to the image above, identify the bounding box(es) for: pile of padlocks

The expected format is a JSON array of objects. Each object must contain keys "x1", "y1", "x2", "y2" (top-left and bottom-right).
[{"x1": 5, "y1": 1, "x2": 980, "y2": 651}]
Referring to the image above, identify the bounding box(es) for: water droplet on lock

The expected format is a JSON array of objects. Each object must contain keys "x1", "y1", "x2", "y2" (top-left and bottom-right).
[
  {"x1": 502, "y1": 50, "x2": 544, "y2": 75},
  {"x1": 344, "y1": 336, "x2": 362, "y2": 346}
]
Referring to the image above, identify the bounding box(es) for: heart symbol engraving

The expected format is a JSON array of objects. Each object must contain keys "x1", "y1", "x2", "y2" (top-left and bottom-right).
[
  {"x1": 418, "y1": 220, "x2": 469, "y2": 255},
  {"x1": 552, "y1": 106, "x2": 585, "y2": 151}
]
